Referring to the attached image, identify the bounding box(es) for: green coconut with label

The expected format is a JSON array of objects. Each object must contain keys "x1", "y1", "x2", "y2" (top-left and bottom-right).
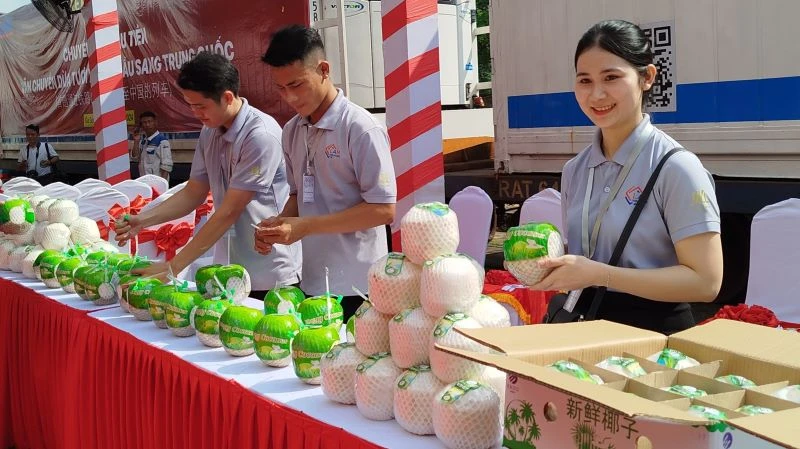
[
  {"x1": 55, "y1": 256, "x2": 86, "y2": 294},
  {"x1": 193, "y1": 296, "x2": 233, "y2": 347},
  {"x1": 166, "y1": 290, "x2": 204, "y2": 337},
  {"x1": 72, "y1": 264, "x2": 97, "y2": 300},
  {"x1": 105, "y1": 253, "x2": 133, "y2": 268},
  {"x1": 116, "y1": 258, "x2": 152, "y2": 275},
  {"x1": 320, "y1": 342, "x2": 366, "y2": 404},
  {"x1": 297, "y1": 295, "x2": 344, "y2": 328},
  {"x1": 116, "y1": 273, "x2": 141, "y2": 312},
  {"x1": 263, "y1": 285, "x2": 306, "y2": 315},
  {"x1": 0, "y1": 198, "x2": 35, "y2": 234},
  {"x1": 503, "y1": 222, "x2": 565, "y2": 285},
  {"x1": 345, "y1": 315, "x2": 356, "y2": 343},
  {"x1": 219, "y1": 305, "x2": 264, "y2": 356},
  {"x1": 195, "y1": 264, "x2": 222, "y2": 297},
  {"x1": 148, "y1": 284, "x2": 177, "y2": 329},
  {"x1": 39, "y1": 253, "x2": 67, "y2": 288},
  {"x1": 291, "y1": 324, "x2": 340, "y2": 384},
  {"x1": 83, "y1": 263, "x2": 121, "y2": 305},
  {"x1": 213, "y1": 264, "x2": 251, "y2": 303},
  {"x1": 433, "y1": 380, "x2": 503, "y2": 449},
  {"x1": 33, "y1": 249, "x2": 61, "y2": 277},
  {"x1": 354, "y1": 352, "x2": 402, "y2": 421},
  {"x1": 394, "y1": 365, "x2": 446, "y2": 435},
  {"x1": 254, "y1": 312, "x2": 303, "y2": 367},
  {"x1": 85, "y1": 251, "x2": 110, "y2": 265},
  {"x1": 127, "y1": 278, "x2": 163, "y2": 321}
]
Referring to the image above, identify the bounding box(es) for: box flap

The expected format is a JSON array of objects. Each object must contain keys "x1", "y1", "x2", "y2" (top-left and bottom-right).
[
  {"x1": 438, "y1": 345, "x2": 711, "y2": 426},
  {"x1": 669, "y1": 320, "x2": 800, "y2": 369},
  {"x1": 728, "y1": 408, "x2": 800, "y2": 448},
  {"x1": 457, "y1": 320, "x2": 666, "y2": 364}
]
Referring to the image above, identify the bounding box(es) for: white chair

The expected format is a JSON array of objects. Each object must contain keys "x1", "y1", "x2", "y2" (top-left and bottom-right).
[
  {"x1": 745, "y1": 198, "x2": 800, "y2": 324},
  {"x1": 136, "y1": 189, "x2": 195, "y2": 264},
  {"x1": 74, "y1": 178, "x2": 111, "y2": 194},
  {"x1": 113, "y1": 179, "x2": 152, "y2": 202},
  {"x1": 519, "y1": 187, "x2": 564, "y2": 235},
  {"x1": 2, "y1": 177, "x2": 41, "y2": 195},
  {"x1": 77, "y1": 186, "x2": 131, "y2": 251},
  {"x1": 137, "y1": 174, "x2": 169, "y2": 198},
  {"x1": 449, "y1": 186, "x2": 494, "y2": 266},
  {"x1": 33, "y1": 182, "x2": 81, "y2": 201}
]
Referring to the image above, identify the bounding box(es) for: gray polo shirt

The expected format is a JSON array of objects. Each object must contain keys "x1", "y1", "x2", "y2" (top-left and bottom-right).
[
  {"x1": 190, "y1": 98, "x2": 302, "y2": 290},
  {"x1": 561, "y1": 115, "x2": 720, "y2": 269},
  {"x1": 282, "y1": 90, "x2": 396, "y2": 296}
]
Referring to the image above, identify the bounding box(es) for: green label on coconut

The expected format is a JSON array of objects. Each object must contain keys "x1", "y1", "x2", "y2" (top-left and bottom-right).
[
  {"x1": 384, "y1": 253, "x2": 405, "y2": 276},
  {"x1": 503, "y1": 223, "x2": 560, "y2": 261},
  {"x1": 325, "y1": 342, "x2": 354, "y2": 360},
  {"x1": 305, "y1": 311, "x2": 343, "y2": 327},
  {"x1": 194, "y1": 308, "x2": 224, "y2": 334},
  {"x1": 393, "y1": 308, "x2": 413, "y2": 323},
  {"x1": 356, "y1": 352, "x2": 390, "y2": 373},
  {"x1": 219, "y1": 322, "x2": 254, "y2": 349},
  {"x1": 148, "y1": 299, "x2": 168, "y2": 320},
  {"x1": 433, "y1": 313, "x2": 468, "y2": 338},
  {"x1": 165, "y1": 304, "x2": 191, "y2": 328},
  {"x1": 440, "y1": 380, "x2": 481, "y2": 404},
  {"x1": 417, "y1": 202, "x2": 450, "y2": 217},
  {"x1": 354, "y1": 301, "x2": 371, "y2": 318},
  {"x1": 397, "y1": 364, "x2": 432, "y2": 389},
  {"x1": 293, "y1": 351, "x2": 327, "y2": 378}
]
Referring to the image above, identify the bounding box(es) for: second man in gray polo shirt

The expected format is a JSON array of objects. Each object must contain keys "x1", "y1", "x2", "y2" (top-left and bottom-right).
[
  {"x1": 256, "y1": 25, "x2": 397, "y2": 320},
  {"x1": 116, "y1": 52, "x2": 302, "y2": 296}
]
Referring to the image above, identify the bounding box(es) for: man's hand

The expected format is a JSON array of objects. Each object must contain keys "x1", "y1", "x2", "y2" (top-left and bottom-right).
[
  {"x1": 253, "y1": 216, "x2": 307, "y2": 255},
  {"x1": 114, "y1": 214, "x2": 145, "y2": 246},
  {"x1": 131, "y1": 261, "x2": 172, "y2": 284}
]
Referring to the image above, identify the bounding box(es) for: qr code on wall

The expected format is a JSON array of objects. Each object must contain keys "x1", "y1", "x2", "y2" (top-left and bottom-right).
[{"x1": 641, "y1": 21, "x2": 676, "y2": 112}]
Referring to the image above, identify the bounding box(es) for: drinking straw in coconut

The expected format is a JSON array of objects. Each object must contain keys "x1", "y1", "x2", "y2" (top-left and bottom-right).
[
  {"x1": 325, "y1": 266, "x2": 331, "y2": 324},
  {"x1": 351, "y1": 285, "x2": 369, "y2": 303}
]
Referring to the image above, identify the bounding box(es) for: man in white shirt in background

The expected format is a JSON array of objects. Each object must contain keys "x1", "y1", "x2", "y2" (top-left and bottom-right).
[
  {"x1": 17, "y1": 124, "x2": 59, "y2": 185},
  {"x1": 131, "y1": 111, "x2": 173, "y2": 181}
]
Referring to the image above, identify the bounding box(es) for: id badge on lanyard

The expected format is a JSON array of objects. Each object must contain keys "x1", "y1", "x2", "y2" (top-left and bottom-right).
[{"x1": 302, "y1": 124, "x2": 315, "y2": 203}]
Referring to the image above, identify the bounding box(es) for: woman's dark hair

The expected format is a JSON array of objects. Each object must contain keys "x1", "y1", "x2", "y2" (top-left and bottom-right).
[
  {"x1": 262, "y1": 24, "x2": 325, "y2": 68},
  {"x1": 575, "y1": 20, "x2": 654, "y2": 104},
  {"x1": 177, "y1": 52, "x2": 240, "y2": 102}
]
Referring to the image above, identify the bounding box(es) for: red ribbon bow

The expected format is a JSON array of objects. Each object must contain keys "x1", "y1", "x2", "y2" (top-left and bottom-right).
[
  {"x1": 150, "y1": 186, "x2": 161, "y2": 200},
  {"x1": 194, "y1": 191, "x2": 214, "y2": 225},
  {"x1": 96, "y1": 203, "x2": 130, "y2": 241},
  {"x1": 128, "y1": 194, "x2": 151, "y2": 216},
  {"x1": 138, "y1": 222, "x2": 193, "y2": 261}
]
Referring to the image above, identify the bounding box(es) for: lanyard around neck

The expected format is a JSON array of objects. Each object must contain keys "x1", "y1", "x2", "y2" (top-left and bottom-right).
[{"x1": 581, "y1": 129, "x2": 652, "y2": 259}]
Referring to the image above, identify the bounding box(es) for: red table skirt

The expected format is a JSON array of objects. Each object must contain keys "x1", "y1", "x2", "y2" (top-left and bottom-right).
[{"x1": 0, "y1": 278, "x2": 382, "y2": 449}]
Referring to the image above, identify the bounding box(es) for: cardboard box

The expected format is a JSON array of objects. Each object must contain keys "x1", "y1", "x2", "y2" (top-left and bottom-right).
[{"x1": 437, "y1": 319, "x2": 800, "y2": 449}]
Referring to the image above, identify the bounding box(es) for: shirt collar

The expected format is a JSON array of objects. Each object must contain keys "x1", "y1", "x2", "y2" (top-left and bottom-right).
[
  {"x1": 145, "y1": 130, "x2": 160, "y2": 141},
  {"x1": 587, "y1": 114, "x2": 653, "y2": 168},
  {"x1": 221, "y1": 97, "x2": 250, "y2": 143},
  {"x1": 300, "y1": 89, "x2": 346, "y2": 131}
]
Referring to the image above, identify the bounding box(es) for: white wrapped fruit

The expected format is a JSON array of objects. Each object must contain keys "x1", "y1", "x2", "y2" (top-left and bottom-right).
[
  {"x1": 468, "y1": 295, "x2": 511, "y2": 328},
  {"x1": 8, "y1": 246, "x2": 34, "y2": 272},
  {"x1": 389, "y1": 307, "x2": 437, "y2": 369},
  {"x1": 503, "y1": 222, "x2": 565, "y2": 285},
  {"x1": 354, "y1": 353, "x2": 402, "y2": 421},
  {"x1": 420, "y1": 254, "x2": 482, "y2": 318},
  {"x1": 10, "y1": 226, "x2": 35, "y2": 246},
  {"x1": 354, "y1": 300, "x2": 392, "y2": 356},
  {"x1": 476, "y1": 366, "x2": 507, "y2": 405},
  {"x1": 647, "y1": 348, "x2": 700, "y2": 370},
  {"x1": 28, "y1": 195, "x2": 50, "y2": 209},
  {"x1": 596, "y1": 356, "x2": 648, "y2": 378},
  {"x1": 433, "y1": 380, "x2": 503, "y2": 449},
  {"x1": 22, "y1": 247, "x2": 45, "y2": 278},
  {"x1": 41, "y1": 223, "x2": 71, "y2": 250},
  {"x1": 773, "y1": 385, "x2": 800, "y2": 404},
  {"x1": 33, "y1": 221, "x2": 49, "y2": 245},
  {"x1": 35, "y1": 198, "x2": 58, "y2": 222},
  {"x1": 48, "y1": 199, "x2": 80, "y2": 225},
  {"x1": 430, "y1": 313, "x2": 488, "y2": 383},
  {"x1": 321, "y1": 342, "x2": 367, "y2": 405},
  {"x1": 400, "y1": 202, "x2": 460, "y2": 265},
  {"x1": 367, "y1": 252, "x2": 421, "y2": 315},
  {"x1": 394, "y1": 365, "x2": 445, "y2": 435},
  {"x1": 69, "y1": 217, "x2": 101, "y2": 245},
  {"x1": 0, "y1": 240, "x2": 17, "y2": 269}
]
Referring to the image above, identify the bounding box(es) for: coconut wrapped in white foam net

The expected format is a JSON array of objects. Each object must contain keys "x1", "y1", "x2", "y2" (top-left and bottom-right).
[
  {"x1": 400, "y1": 202, "x2": 460, "y2": 265},
  {"x1": 22, "y1": 247, "x2": 45, "y2": 278},
  {"x1": 389, "y1": 307, "x2": 437, "y2": 369},
  {"x1": 0, "y1": 240, "x2": 17, "y2": 269},
  {"x1": 48, "y1": 199, "x2": 80, "y2": 225},
  {"x1": 476, "y1": 366, "x2": 507, "y2": 405},
  {"x1": 433, "y1": 380, "x2": 503, "y2": 449},
  {"x1": 35, "y1": 198, "x2": 58, "y2": 222},
  {"x1": 420, "y1": 254, "x2": 482, "y2": 318},
  {"x1": 468, "y1": 295, "x2": 511, "y2": 328},
  {"x1": 10, "y1": 225, "x2": 35, "y2": 246},
  {"x1": 430, "y1": 313, "x2": 488, "y2": 384},
  {"x1": 69, "y1": 217, "x2": 101, "y2": 245},
  {"x1": 33, "y1": 221, "x2": 49, "y2": 245},
  {"x1": 367, "y1": 252, "x2": 421, "y2": 315},
  {"x1": 354, "y1": 301, "x2": 392, "y2": 356},
  {"x1": 8, "y1": 246, "x2": 34, "y2": 272},
  {"x1": 394, "y1": 365, "x2": 445, "y2": 435},
  {"x1": 321, "y1": 342, "x2": 367, "y2": 405},
  {"x1": 354, "y1": 352, "x2": 402, "y2": 421},
  {"x1": 41, "y1": 223, "x2": 71, "y2": 250},
  {"x1": 28, "y1": 195, "x2": 50, "y2": 209},
  {"x1": 503, "y1": 222, "x2": 565, "y2": 285}
]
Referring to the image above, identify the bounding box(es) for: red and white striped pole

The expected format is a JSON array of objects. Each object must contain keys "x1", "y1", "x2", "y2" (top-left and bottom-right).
[
  {"x1": 85, "y1": 0, "x2": 130, "y2": 184},
  {"x1": 382, "y1": 0, "x2": 445, "y2": 251}
]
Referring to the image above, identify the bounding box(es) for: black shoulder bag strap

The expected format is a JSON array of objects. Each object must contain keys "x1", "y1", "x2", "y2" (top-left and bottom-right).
[{"x1": 583, "y1": 147, "x2": 684, "y2": 320}]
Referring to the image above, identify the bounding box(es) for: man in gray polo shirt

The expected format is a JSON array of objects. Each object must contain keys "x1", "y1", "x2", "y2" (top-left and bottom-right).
[
  {"x1": 256, "y1": 25, "x2": 396, "y2": 320},
  {"x1": 115, "y1": 52, "x2": 301, "y2": 297}
]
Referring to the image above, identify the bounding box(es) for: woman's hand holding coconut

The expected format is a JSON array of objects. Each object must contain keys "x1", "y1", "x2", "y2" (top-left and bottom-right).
[{"x1": 527, "y1": 255, "x2": 609, "y2": 292}]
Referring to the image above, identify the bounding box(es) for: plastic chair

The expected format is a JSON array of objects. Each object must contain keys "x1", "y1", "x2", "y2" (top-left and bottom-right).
[
  {"x1": 449, "y1": 186, "x2": 494, "y2": 267},
  {"x1": 2, "y1": 177, "x2": 41, "y2": 195},
  {"x1": 519, "y1": 188, "x2": 564, "y2": 237},
  {"x1": 33, "y1": 182, "x2": 81, "y2": 201},
  {"x1": 137, "y1": 174, "x2": 169, "y2": 198},
  {"x1": 77, "y1": 186, "x2": 132, "y2": 251},
  {"x1": 74, "y1": 178, "x2": 111, "y2": 194},
  {"x1": 136, "y1": 189, "x2": 195, "y2": 263},
  {"x1": 113, "y1": 179, "x2": 152, "y2": 202},
  {"x1": 745, "y1": 198, "x2": 800, "y2": 324}
]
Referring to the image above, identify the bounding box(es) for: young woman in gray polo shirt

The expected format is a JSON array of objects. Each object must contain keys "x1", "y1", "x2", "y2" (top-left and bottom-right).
[
  {"x1": 256, "y1": 26, "x2": 396, "y2": 321},
  {"x1": 529, "y1": 20, "x2": 723, "y2": 334}
]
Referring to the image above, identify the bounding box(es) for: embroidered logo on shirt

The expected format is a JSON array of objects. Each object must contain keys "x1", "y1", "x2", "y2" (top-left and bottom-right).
[
  {"x1": 324, "y1": 143, "x2": 340, "y2": 159},
  {"x1": 693, "y1": 190, "x2": 711, "y2": 206},
  {"x1": 250, "y1": 166, "x2": 261, "y2": 176},
  {"x1": 625, "y1": 186, "x2": 643, "y2": 205},
  {"x1": 378, "y1": 172, "x2": 392, "y2": 187}
]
